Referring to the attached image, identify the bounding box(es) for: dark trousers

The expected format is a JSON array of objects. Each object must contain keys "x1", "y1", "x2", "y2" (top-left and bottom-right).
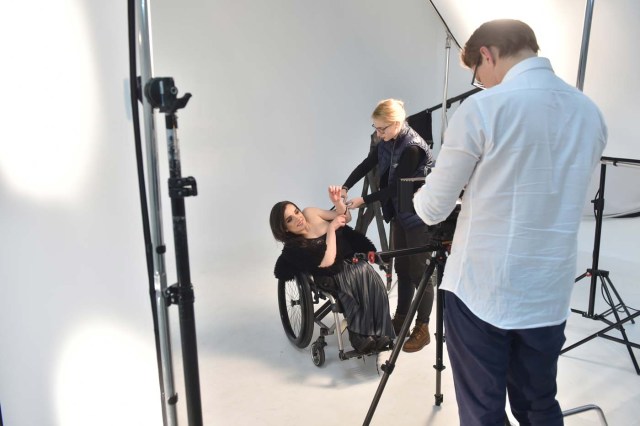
[
  {"x1": 444, "y1": 291, "x2": 566, "y2": 426},
  {"x1": 391, "y1": 219, "x2": 434, "y2": 323}
]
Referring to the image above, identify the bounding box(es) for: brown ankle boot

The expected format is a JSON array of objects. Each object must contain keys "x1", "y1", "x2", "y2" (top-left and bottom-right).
[
  {"x1": 391, "y1": 312, "x2": 407, "y2": 336},
  {"x1": 402, "y1": 321, "x2": 430, "y2": 353}
]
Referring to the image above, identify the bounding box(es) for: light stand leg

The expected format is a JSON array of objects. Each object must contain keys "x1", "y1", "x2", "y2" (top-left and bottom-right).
[
  {"x1": 599, "y1": 272, "x2": 634, "y2": 323},
  {"x1": 598, "y1": 278, "x2": 639, "y2": 373}
]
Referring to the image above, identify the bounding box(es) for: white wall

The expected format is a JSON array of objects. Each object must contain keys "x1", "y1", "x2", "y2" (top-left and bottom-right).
[{"x1": 1, "y1": 1, "x2": 638, "y2": 425}]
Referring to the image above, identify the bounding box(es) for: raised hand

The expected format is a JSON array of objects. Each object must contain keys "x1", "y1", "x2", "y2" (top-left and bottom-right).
[
  {"x1": 328, "y1": 185, "x2": 348, "y2": 214},
  {"x1": 328, "y1": 185, "x2": 342, "y2": 204}
]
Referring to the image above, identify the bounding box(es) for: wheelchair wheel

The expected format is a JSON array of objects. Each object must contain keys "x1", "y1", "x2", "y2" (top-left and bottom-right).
[
  {"x1": 311, "y1": 340, "x2": 326, "y2": 367},
  {"x1": 278, "y1": 274, "x2": 314, "y2": 348}
]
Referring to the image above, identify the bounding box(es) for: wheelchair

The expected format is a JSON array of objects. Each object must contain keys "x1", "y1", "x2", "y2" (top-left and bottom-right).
[{"x1": 277, "y1": 259, "x2": 392, "y2": 367}]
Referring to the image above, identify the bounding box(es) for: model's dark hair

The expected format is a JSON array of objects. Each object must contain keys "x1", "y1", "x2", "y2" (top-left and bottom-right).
[
  {"x1": 461, "y1": 19, "x2": 539, "y2": 68},
  {"x1": 270, "y1": 201, "x2": 305, "y2": 246}
]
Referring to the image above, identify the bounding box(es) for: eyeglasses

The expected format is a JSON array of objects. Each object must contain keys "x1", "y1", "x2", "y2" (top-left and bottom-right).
[
  {"x1": 471, "y1": 56, "x2": 485, "y2": 90},
  {"x1": 372, "y1": 123, "x2": 393, "y2": 133}
]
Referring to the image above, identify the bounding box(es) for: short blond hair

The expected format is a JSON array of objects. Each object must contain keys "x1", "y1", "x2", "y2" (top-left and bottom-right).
[{"x1": 372, "y1": 98, "x2": 406, "y2": 123}]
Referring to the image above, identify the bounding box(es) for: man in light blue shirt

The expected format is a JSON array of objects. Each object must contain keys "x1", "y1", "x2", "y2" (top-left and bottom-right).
[{"x1": 414, "y1": 19, "x2": 607, "y2": 425}]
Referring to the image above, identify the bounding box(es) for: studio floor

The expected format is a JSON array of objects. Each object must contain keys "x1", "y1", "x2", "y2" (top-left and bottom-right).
[{"x1": 188, "y1": 216, "x2": 640, "y2": 425}]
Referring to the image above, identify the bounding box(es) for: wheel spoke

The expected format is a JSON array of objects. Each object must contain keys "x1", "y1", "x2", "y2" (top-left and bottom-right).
[{"x1": 285, "y1": 281, "x2": 303, "y2": 336}]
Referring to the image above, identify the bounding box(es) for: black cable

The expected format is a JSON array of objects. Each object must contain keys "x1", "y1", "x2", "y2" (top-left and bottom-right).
[
  {"x1": 424, "y1": 88, "x2": 482, "y2": 113},
  {"x1": 427, "y1": 0, "x2": 462, "y2": 49},
  {"x1": 127, "y1": 0, "x2": 168, "y2": 422}
]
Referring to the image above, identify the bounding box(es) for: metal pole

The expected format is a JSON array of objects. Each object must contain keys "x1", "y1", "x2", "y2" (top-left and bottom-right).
[
  {"x1": 164, "y1": 109, "x2": 204, "y2": 425},
  {"x1": 439, "y1": 32, "x2": 452, "y2": 150},
  {"x1": 587, "y1": 163, "x2": 605, "y2": 317},
  {"x1": 575, "y1": 0, "x2": 597, "y2": 317},
  {"x1": 576, "y1": 0, "x2": 596, "y2": 91},
  {"x1": 135, "y1": 0, "x2": 178, "y2": 424}
]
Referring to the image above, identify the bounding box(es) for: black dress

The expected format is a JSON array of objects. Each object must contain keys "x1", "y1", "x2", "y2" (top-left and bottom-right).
[{"x1": 274, "y1": 226, "x2": 395, "y2": 339}]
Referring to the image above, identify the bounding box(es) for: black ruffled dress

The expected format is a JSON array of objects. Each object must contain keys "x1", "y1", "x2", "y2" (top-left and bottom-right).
[{"x1": 274, "y1": 226, "x2": 395, "y2": 339}]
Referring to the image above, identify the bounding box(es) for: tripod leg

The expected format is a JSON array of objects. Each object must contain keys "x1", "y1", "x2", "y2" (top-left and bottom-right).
[
  {"x1": 364, "y1": 257, "x2": 437, "y2": 425},
  {"x1": 434, "y1": 260, "x2": 446, "y2": 406},
  {"x1": 600, "y1": 281, "x2": 640, "y2": 374}
]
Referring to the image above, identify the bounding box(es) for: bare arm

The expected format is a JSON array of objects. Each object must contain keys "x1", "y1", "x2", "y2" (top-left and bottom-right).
[{"x1": 319, "y1": 214, "x2": 347, "y2": 267}]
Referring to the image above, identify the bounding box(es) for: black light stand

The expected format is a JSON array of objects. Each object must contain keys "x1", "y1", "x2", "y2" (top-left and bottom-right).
[
  {"x1": 145, "y1": 77, "x2": 204, "y2": 424},
  {"x1": 363, "y1": 242, "x2": 449, "y2": 425},
  {"x1": 562, "y1": 156, "x2": 640, "y2": 375}
]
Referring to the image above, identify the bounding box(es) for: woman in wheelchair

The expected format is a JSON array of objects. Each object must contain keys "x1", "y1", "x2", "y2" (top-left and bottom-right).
[{"x1": 270, "y1": 186, "x2": 395, "y2": 354}]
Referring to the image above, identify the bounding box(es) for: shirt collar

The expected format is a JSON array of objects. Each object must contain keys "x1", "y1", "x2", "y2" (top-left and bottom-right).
[{"x1": 502, "y1": 56, "x2": 554, "y2": 84}]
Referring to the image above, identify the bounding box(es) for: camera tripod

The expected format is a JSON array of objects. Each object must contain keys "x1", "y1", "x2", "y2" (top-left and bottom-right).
[{"x1": 364, "y1": 241, "x2": 450, "y2": 425}]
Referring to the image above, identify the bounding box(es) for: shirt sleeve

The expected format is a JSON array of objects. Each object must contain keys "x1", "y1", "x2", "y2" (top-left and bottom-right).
[
  {"x1": 343, "y1": 148, "x2": 378, "y2": 190},
  {"x1": 414, "y1": 99, "x2": 483, "y2": 225}
]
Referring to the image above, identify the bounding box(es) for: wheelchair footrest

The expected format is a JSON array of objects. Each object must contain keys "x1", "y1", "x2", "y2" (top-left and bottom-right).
[
  {"x1": 339, "y1": 344, "x2": 393, "y2": 361},
  {"x1": 340, "y1": 349, "x2": 366, "y2": 360}
]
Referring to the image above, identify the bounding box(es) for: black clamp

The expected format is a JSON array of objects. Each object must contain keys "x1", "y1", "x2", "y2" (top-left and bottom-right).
[
  {"x1": 144, "y1": 77, "x2": 191, "y2": 114},
  {"x1": 169, "y1": 176, "x2": 198, "y2": 198},
  {"x1": 381, "y1": 360, "x2": 395, "y2": 374},
  {"x1": 592, "y1": 197, "x2": 604, "y2": 210},
  {"x1": 165, "y1": 283, "x2": 195, "y2": 306}
]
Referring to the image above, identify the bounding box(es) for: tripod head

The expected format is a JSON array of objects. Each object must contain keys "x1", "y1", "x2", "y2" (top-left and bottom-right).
[{"x1": 144, "y1": 77, "x2": 192, "y2": 114}]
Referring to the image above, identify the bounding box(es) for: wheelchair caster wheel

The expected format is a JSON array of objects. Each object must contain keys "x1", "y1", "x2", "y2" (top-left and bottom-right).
[{"x1": 311, "y1": 341, "x2": 325, "y2": 367}]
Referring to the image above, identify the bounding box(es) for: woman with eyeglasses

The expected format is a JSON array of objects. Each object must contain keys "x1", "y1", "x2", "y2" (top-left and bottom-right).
[
  {"x1": 270, "y1": 186, "x2": 395, "y2": 354},
  {"x1": 341, "y1": 98, "x2": 435, "y2": 353}
]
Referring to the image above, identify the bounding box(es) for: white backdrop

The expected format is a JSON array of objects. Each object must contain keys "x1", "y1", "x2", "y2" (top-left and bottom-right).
[{"x1": 0, "y1": 1, "x2": 638, "y2": 425}]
